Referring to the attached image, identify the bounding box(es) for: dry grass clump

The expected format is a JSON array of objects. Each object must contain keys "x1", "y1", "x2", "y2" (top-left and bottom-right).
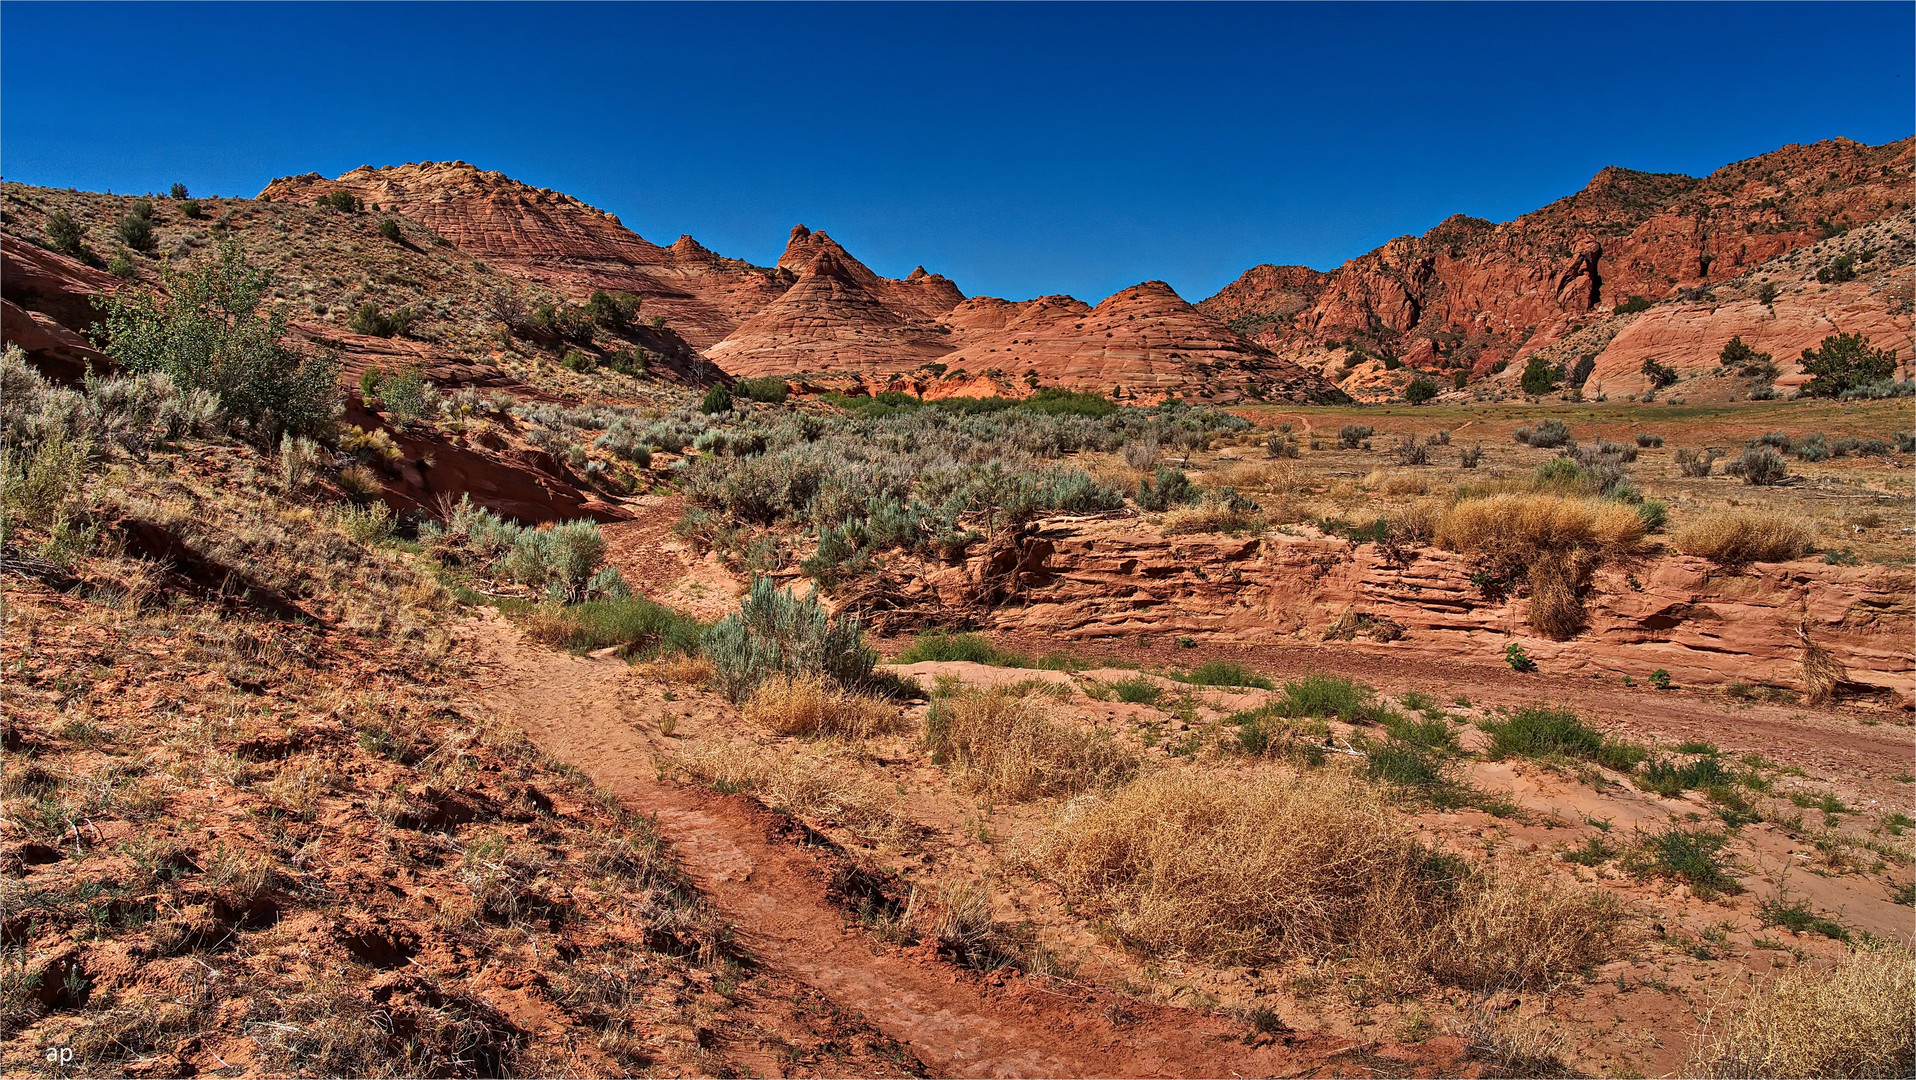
[
  {"x1": 1161, "y1": 497, "x2": 1261, "y2": 536},
  {"x1": 923, "y1": 686, "x2": 1139, "y2": 801},
  {"x1": 1031, "y1": 769, "x2": 1621, "y2": 984},
  {"x1": 1436, "y1": 494, "x2": 1646, "y2": 639},
  {"x1": 1435, "y1": 493, "x2": 1646, "y2": 556},
  {"x1": 1673, "y1": 508, "x2": 1816, "y2": 564},
  {"x1": 1361, "y1": 468, "x2": 1433, "y2": 496},
  {"x1": 668, "y1": 739, "x2": 902, "y2": 839},
  {"x1": 742, "y1": 672, "x2": 904, "y2": 739},
  {"x1": 1203, "y1": 460, "x2": 1300, "y2": 492},
  {"x1": 1689, "y1": 942, "x2": 1915, "y2": 1078}
]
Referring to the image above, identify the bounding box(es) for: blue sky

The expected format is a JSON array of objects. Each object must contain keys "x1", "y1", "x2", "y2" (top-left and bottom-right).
[{"x1": 3, "y1": 2, "x2": 1911, "y2": 303}]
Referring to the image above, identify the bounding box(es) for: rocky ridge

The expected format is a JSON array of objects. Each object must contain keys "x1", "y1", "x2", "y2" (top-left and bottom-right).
[{"x1": 1203, "y1": 136, "x2": 1915, "y2": 395}]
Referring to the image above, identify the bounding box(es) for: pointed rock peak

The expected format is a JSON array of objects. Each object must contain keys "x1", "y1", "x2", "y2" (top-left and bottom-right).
[
  {"x1": 670, "y1": 234, "x2": 715, "y2": 259},
  {"x1": 906, "y1": 266, "x2": 928, "y2": 280},
  {"x1": 1100, "y1": 280, "x2": 1188, "y2": 307},
  {"x1": 779, "y1": 225, "x2": 877, "y2": 283}
]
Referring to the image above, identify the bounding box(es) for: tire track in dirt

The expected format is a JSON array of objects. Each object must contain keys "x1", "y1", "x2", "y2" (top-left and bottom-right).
[{"x1": 461, "y1": 613, "x2": 1452, "y2": 1079}]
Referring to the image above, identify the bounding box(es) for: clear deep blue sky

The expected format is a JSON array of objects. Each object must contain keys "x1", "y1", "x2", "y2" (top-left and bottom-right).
[{"x1": 3, "y1": 2, "x2": 1911, "y2": 303}]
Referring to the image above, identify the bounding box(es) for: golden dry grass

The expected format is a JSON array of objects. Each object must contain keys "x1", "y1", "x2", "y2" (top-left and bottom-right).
[
  {"x1": 667, "y1": 739, "x2": 903, "y2": 839},
  {"x1": 1435, "y1": 493, "x2": 1646, "y2": 558},
  {"x1": 1435, "y1": 494, "x2": 1647, "y2": 639},
  {"x1": 1361, "y1": 468, "x2": 1433, "y2": 496},
  {"x1": 1674, "y1": 508, "x2": 1817, "y2": 564},
  {"x1": 1203, "y1": 461, "x2": 1301, "y2": 492},
  {"x1": 1161, "y1": 500, "x2": 1260, "y2": 536},
  {"x1": 1030, "y1": 768, "x2": 1622, "y2": 984},
  {"x1": 1689, "y1": 942, "x2": 1915, "y2": 1078},
  {"x1": 922, "y1": 686, "x2": 1139, "y2": 801},
  {"x1": 742, "y1": 673, "x2": 904, "y2": 739}
]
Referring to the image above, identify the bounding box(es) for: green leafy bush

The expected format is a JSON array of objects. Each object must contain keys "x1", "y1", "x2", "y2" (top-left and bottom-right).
[
  {"x1": 180, "y1": 199, "x2": 204, "y2": 220},
  {"x1": 1520, "y1": 356, "x2": 1557, "y2": 394},
  {"x1": 700, "y1": 386, "x2": 733, "y2": 414},
  {"x1": 1726, "y1": 447, "x2": 1788, "y2": 486},
  {"x1": 895, "y1": 630, "x2": 1027, "y2": 667},
  {"x1": 377, "y1": 218, "x2": 402, "y2": 242},
  {"x1": 1640, "y1": 358, "x2": 1678, "y2": 389},
  {"x1": 704, "y1": 577, "x2": 877, "y2": 701},
  {"x1": 1337, "y1": 424, "x2": 1373, "y2": 449},
  {"x1": 116, "y1": 210, "x2": 157, "y2": 254},
  {"x1": 349, "y1": 302, "x2": 414, "y2": 338},
  {"x1": 1801, "y1": 333, "x2": 1899, "y2": 398},
  {"x1": 734, "y1": 377, "x2": 789, "y2": 403},
  {"x1": 1136, "y1": 466, "x2": 1200, "y2": 511},
  {"x1": 1612, "y1": 295, "x2": 1652, "y2": 315},
  {"x1": 43, "y1": 208, "x2": 86, "y2": 256},
  {"x1": 94, "y1": 239, "x2": 340, "y2": 445},
  {"x1": 1504, "y1": 642, "x2": 1535, "y2": 671}
]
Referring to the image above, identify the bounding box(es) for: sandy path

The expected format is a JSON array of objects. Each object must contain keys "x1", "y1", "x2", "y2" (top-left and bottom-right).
[{"x1": 461, "y1": 612, "x2": 1439, "y2": 1079}]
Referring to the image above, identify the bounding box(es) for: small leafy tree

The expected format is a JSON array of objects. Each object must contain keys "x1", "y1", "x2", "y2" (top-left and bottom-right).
[
  {"x1": 94, "y1": 239, "x2": 340, "y2": 445},
  {"x1": 180, "y1": 199, "x2": 204, "y2": 220},
  {"x1": 1800, "y1": 333, "x2": 1898, "y2": 397},
  {"x1": 317, "y1": 190, "x2": 361, "y2": 213},
  {"x1": 1520, "y1": 355, "x2": 1557, "y2": 395},
  {"x1": 1719, "y1": 335, "x2": 1773, "y2": 376},
  {"x1": 1404, "y1": 376, "x2": 1438, "y2": 404},
  {"x1": 1640, "y1": 358, "x2": 1678, "y2": 389},
  {"x1": 584, "y1": 289, "x2": 641, "y2": 330},
  {"x1": 377, "y1": 218, "x2": 402, "y2": 242},
  {"x1": 170, "y1": 183, "x2": 189, "y2": 200},
  {"x1": 116, "y1": 211, "x2": 157, "y2": 254},
  {"x1": 44, "y1": 208, "x2": 86, "y2": 256}
]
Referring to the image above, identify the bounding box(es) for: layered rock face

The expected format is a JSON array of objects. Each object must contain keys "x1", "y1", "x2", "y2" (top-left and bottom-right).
[
  {"x1": 260, "y1": 162, "x2": 790, "y2": 348},
  {"x1": 0, "y1": 242, "x2": 117, "y2": 379},
  {"x1": 704, "y1": 226, "x2": 965, "y2": 375},
  {"x1": 910, "y1": 517, "x2": 1913, "y2": 700},
  {"x1": 932, "y1": 281, "x2": 1346, "y2": 403},
  {"x1": 1206, "y1": 137, "x2": 1915, "y2": 386}
]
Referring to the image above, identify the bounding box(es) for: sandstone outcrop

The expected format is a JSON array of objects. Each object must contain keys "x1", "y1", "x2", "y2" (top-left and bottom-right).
[
  {"x1": 704, "y1": 226, "x2": 964, "y2": 376},
  {"x1": 0, "y1": 241, "x2": 119, "y2": 378},
  {"x1": 907, "y1": 516, "x2": 1914, "y2": 700},
  {"x1": 1207, "y1": 137, "x2": 1916, "y2": 391},
  {"x1": 932, "y1": 281, "x2": 1346, "y2": 403}
]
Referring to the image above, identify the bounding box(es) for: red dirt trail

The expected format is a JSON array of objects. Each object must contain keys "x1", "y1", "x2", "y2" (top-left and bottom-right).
[{"x1": 462, "y1": 613, "x2": 1461, "y2": 1079}]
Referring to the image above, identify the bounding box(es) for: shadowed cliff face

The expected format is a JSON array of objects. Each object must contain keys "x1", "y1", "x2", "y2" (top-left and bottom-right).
[{"x1": 1201, "y1": 136, "x2": 1915, "y2": 393}]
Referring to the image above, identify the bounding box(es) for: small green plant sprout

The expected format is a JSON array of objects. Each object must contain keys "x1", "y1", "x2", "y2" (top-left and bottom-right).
[
  {"x1": 1648, "y1": 669, "x2": 1673, "y2": 690},
  {"x1": 1504, "y1": 642, "x2": 1536, "y2": 672}
]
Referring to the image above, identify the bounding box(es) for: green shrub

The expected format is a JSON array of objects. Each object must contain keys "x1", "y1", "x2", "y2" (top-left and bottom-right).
[
  {"x1": 1136, "y1": 466, "x2": 1199, "y2": 511},
  {"x1": 44, "y1": 208, "x2": 86, "y2": 256},
  {"x1": 1177, "y1": 660, "x2": 1273, "y2": 690},
  {"x1": 1404, "y1": 377, "x2": 1438, "y2": 404},
  {"x1": 584, "y1": 289, "x2": 640, "y2": 330},
  {"x1": 603, "y1": 347, "x2": 647, "y2": 377},
  {"x1": 1640, "y1": 358, "x2": 1678, "y2": 389},
  {"x1": 1109, "y1": 676, "x2": 1163, "y2": 706},
  {"x1": 704, "y1": 577, "x2": 877, "y2": 701},
  {"x1": 1337, "y1": 424, "x2": 1373, "y2": 449},
  {"x1": 895, "y1": 630, "x2": 1027, "y2": 667},
  {"x1": 1727, "y1": 447, "x2": 1788, "y2": 486},
  {"x1": 377, "y1": 218, "x2": 402, "y2": 242},
  {"x1": 501, "y1": 520, "x2": 615, "y2": 602},
  {"x1": 1634, "y1": 432, "x2": 1664, "y2": 448},
  {"x1": 1648, "y1": 668, "x2": 1673, "y2": 690},
  {"x1": 1801, "y1": 333, "x2": 1899, "y2": 398},
  {"x1": 107, "y1": 250, "x2": 137, "y2": 280},
  {"x1": 1612, "y1": 295, "x2": 1652, "y2": 315},
  {"x1": 1512, "y1": 419, "x2": 1573, "y2": 448},
  {"x1": 1630, "y1": 825, "x2": 1736, "y2": 897},
  {"x1": 529, "y1": 596, "x2": 702, "y2": 658},
  {"x1": 700, "y1": 386, "x2": 733, "y2": 415},
  {"x1": 376, "y1": 368, "x2": 436, "y2": 423},
  {"x1": 116, "y1": 211, "x2": 157, "y2": 254},
  {"x1": 170, "y1": 182, "x2": 189, "y2": 200},
  {"x1": 1757, "y1": 896, "x2": 1848, "y2": 941},
  {"x1": 1504, "y1": 642, "x2": 1535, "y2": 671},
  {"x1": 1021, "y1": 387, "x2": 1117, "y2": 417},
  {"x1": 560, "y1": 349, "x2": 596, "y2": 373},
  {"x1": 1481, "y1": 704, "x2": 1643, "y2": 770},
  {"x1": 349, "y1": 302, "x2": 414, "y2": 338},
  {"x1": 180, "y1": 199, "x2": 204, "y2": 220},
  {"x1": 94, "y1": 239, "x2": 340, "y2": 445},
  {"x1": 734, "y1": 377, "x2": 789, "y2": 404},
  {"x1": 1520, "y1": 356, "x2": 1557, "y2": 395},
  {"x1": 318, "y1": 189, "x2": 361, "y2": 213},
  {"x1": 1275, "y1": 674, "x2": 1393, "y2": 723}
]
